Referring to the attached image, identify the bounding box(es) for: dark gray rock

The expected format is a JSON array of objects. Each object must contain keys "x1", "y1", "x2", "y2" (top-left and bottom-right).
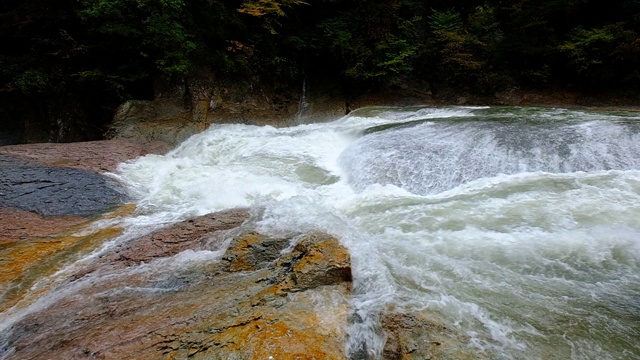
[
  {"x1": 0, "y1": 154, "x2": 32, "y2": 167},
  {"x1": 0, "y1": 165, "x2": 127, "y2": 217}
]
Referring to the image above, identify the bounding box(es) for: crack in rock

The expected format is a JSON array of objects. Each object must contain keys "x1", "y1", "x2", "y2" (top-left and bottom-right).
[{"x1": 0, "y1": 165, "x2": 127, "y2": 216}]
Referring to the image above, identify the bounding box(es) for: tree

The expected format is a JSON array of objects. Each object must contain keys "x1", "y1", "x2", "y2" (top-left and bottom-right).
[
  {"x1": 560, "y1": 24, "x2": 640, "y2": 87},
  {"x1": 422, "y1": 7, "x2": 501, "y2": 92}
]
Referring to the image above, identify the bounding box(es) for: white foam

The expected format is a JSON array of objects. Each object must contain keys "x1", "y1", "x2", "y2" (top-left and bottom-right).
[
  {"x1": 5, "y1": 106, "x2": 640, "y2": 359},
  {"x1": 113, "y1": 107, "x2": 640, "y2": 358}
]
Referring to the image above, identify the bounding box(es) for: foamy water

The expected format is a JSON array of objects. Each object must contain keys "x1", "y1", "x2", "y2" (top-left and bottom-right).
[
  {"x1": 111, "y1": 106, "x2": 640, "y2": 359},
  {"x1": 3, "y1": 106, "x2": 639, "y2": 359}
]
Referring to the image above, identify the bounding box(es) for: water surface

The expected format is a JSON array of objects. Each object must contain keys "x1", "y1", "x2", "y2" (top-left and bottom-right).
[{"x1": 5, "y1": 106, "x2": 640, "y2": 359}]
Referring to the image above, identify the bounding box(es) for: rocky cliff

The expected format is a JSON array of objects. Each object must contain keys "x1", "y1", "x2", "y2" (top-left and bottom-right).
[{"x1": 107, "y1": 77, "x2": 640, "y2": 148}]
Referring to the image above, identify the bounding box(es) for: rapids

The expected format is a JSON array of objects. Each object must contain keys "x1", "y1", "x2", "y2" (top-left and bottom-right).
[
  {"x1": 4, "y1": 106, "x2": 640, "y2": 359},
  {"x1": 116, "y1": 106, "x2": 640, "y2": 359}
]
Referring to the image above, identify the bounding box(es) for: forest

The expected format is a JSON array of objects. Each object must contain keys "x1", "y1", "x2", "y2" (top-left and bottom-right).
[{"x1": 1, "y1": 0, "x2": 639, "y2": 141}]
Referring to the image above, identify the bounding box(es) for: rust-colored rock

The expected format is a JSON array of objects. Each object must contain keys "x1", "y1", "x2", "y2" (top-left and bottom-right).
[
  {"x1": 0, "y1": 208, "x2": 86, "y2": 245},
  {"x1": 1, "y1": 212, "x2": 352, "y2": 360},
  {"x1": 69, "y1": 208, "x2": 251, "y2": 281},
  {"x1": 380, "y1": 311, "x2": 484, "y2": 360},
  {"x1": 291, "y1": 233, "x2": 353, "y2": 291},
  {"x1": 106, "y1": 208, "x2": 250, "y2": 268},
  {"x1": 0, "y1": 139, "x2": 169, "y2": 173},
  {"x1": 0, "y1": 205, "x2": 135, "y2": 313},
  {"x1": 222, "y1": 231, "x2": 289, "y2": 272}
]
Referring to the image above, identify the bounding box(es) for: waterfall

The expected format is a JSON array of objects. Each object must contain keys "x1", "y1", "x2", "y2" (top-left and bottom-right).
[
  {"x1": 108, "y1": 106, "x2": 640, "y2": 358},
  {"x1": 294, "y1": 75, "x2": 310, "y2": 122},
  {"x1": 3, "y1": 106, "x2": 640, "y2": 359},
  {"x1": 340, "y1": 118, "x2": 640, "y2": 195}
]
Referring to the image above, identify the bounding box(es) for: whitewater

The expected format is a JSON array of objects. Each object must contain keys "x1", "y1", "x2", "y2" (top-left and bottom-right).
[{"x1": 31, "y1": 106, "x2": 640, "y2": 359}]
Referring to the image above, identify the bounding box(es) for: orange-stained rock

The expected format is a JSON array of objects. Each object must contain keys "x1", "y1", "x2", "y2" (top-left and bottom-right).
[
  {"x1": 222, "y1": 231, "x2": 289, "y2": 272},
  {"x1": 1, "y1": 213, "x2": 352, "y2": 360},
  {"x1": 380, "y1": 311, "x2": 485, "y2": 360},
  {"x1": 102, "y1": 208, "x2": 250, "y2": 268},
  {"x1": 291, "y1": 233, "x2": 352, "y2": 291},
  {"x1": 0, "y1": 205, "x2": 135, "y2": 312}
]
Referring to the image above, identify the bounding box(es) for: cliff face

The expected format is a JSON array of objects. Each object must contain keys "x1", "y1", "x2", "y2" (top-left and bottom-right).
[
  {"x1": 107, "y1": 76, "x2": 640, "y2": 147},
  {"x1": 107, "y1": 77, "x2": 349, "y2": 147}
]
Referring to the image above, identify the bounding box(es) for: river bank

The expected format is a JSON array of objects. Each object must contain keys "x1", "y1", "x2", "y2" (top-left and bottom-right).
[{"x1": 109, "y1": 85, "x2": 639, "y2": 149}]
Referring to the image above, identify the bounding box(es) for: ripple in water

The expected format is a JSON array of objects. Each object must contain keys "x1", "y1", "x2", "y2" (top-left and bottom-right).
[{"x1": 10, "y1": 106, "x2": 637, "y2": 359}]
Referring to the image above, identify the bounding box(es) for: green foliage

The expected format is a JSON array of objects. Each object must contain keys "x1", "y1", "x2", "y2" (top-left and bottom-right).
[
  {"x1": 560, "y1": 26, "x2": 616, "y2": 71},
  {"x1": 13, "y1": 70, "x2": 51, "y2": 94},
  {"x1": 317, "y1": 13, "x2": 370, "y2": 79},
  {"x1": 425, "y1": 8, "x2": 501, "y2": 92},
  {"x1": 79, "y1": 0, "x2": 196, "y2": 77},
  {"x1": 559, "y1": 24, "x2": 640, "y2": 86},
  {"x1": 468, "y1": 5, "x2": 502, "y2": 45},
  {"x1": 430, "y1": 9, "x2": 464, "y2": 33},
  {"x1": 374, "y1": 39, "x2": 418, "y2": 76},
  {"x1": 2, "y1": 0, "x2": 640, "y2": 142},
  {"x1": 314, "y1": 2, "x2": 419, "y2": 84}
]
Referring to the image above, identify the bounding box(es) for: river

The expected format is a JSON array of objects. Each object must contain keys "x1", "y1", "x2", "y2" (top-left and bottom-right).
[
  {"x1": 116, "y1": 106, "x2": 640, "y2": 359},
  {"x1": 6, "y1": 106, "x2": 640, "y2": 359}
]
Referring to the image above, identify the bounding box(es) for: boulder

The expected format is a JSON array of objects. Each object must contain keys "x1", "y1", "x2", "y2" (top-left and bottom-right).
[
  {"x1": 222, "y1": 231, "x2": 290, "y2": 272},
  {"x1": 291, "y1": 233, "x2": 353, "y2": 290},
  {"x1": 380, "y1": 311, "x2": 485, "y2": 360}
]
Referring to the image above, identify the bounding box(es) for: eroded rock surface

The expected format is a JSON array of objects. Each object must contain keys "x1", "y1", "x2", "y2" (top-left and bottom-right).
[
  {"x1": 380, "y1": 311, "x2": 484, "y2": 360},
  {"x1": 0, "y1": 140, "x2": 161, "y2": 217},
  {"x1": 0, "y1": 208, "x2": 86, "y2": 245},
  {"x1": 0, "y1": 139, "x2": 168, "y2": 173},
  {"x1": 78, "y1": 209, "x2": 251, "y2": 276},
  {"x1": 0, "y1": 165, "x2": 126, "y2": 217},
  {"x1": 1, "y1": 211, "x2": 352, "y2": 359}
]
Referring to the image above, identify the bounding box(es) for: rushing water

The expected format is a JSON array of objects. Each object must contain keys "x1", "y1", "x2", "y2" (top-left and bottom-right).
[
  {"x1": 107, "y1": 106, "x2": 640, "y2": 359},
  {"x1": 10, "y1": 106, "x2": 637, "y2": 359},
  {"x1": 111, "y1": 106, "x2": 640, "y2": 359}
]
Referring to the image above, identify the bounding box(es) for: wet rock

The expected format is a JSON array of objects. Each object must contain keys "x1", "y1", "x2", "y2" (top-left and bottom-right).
[
  {"x1": 382, "y1": 312, "x2": 437, "y2": 359},
  {"x1": 1, "y1": 212, "x2": 352, "y2": 359},
  {"x1": 0, "y1": 208, "x2": 86, "y2": 245},
  {"x1": 0, "y1": 165, "x2": 126, "y2": 217},
  {"x1": 97, "y1": 209, "x2": 251, "y2": 270},
  {"x1": 222, "y1": 231, "x2": 290, "y2": 272},
  {"x1": 0, "y1": 141, "x2": 162, "y2": 217},
  {"x1": 0, "y1": 205, "x2": 134, "y2": 313},
  {"x1": 108, "y1": 79, "x2": 348, "y2": 146},
  {"x1": 291, "y1": 233, "x2": 353, "y2": 290},
  {"x1": 380, "y1": 311, "x2": 481, "y2": 360},
  {"x1": 0, "y1": 154, "x2": 33, "y2": 167},
  {"x1": 0, "y1": 139, "x2": 168, "y2": 173},
  {"x1": 109, "y1": 100, "x2": 201, "y2": 147}
]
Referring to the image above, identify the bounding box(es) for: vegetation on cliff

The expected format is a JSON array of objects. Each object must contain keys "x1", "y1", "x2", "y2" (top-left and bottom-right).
[{"x1": 1, "y1": 0, "x2": 639, "y2": 141}]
